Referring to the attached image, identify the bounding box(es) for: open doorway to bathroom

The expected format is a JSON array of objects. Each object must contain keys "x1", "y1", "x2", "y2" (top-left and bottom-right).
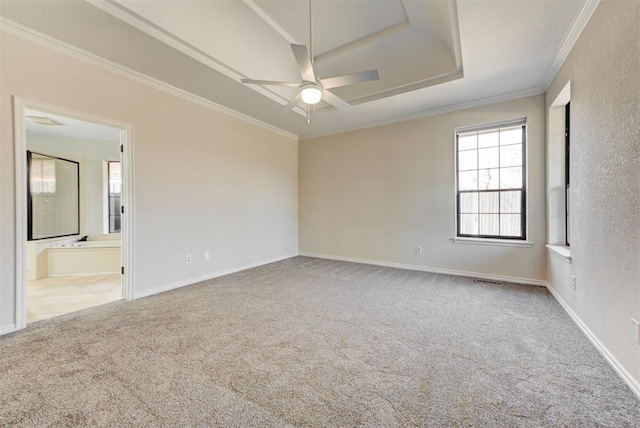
[{"x1": 14, "y1": 99, "x2": 133, "y2": 328}]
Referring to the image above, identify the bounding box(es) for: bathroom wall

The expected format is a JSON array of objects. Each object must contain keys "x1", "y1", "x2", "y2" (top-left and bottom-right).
[{"x1": 27, "y1": 134, "x2": 121, "y2": 236}]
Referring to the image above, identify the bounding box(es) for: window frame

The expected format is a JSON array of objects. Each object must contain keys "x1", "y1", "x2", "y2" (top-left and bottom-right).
[
  {"x1": 27, "y1": 151, "x2": 80, "y2": 241},
  {"x1": 565, "y1": 102, "x2": 570, "y2": 247},
  {"x1": 455, "y1": 119, "x2": 527, "y2": 241},
  {"x1": 107, "y1": 160, "x2": 122, "y2": 234}
]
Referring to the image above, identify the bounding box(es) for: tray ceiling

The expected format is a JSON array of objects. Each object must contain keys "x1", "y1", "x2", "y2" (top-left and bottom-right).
[
  {"x1": 0, "y1": 0, "x2": 591, "y2": 138},
  {"x1": 97, "y1": 0, "x2": 462, "y2": 112}
]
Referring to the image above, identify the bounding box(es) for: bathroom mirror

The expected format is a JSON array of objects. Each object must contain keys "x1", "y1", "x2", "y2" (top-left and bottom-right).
[{"x1": 27, "y1": 151, "x2": 80, "y2": 240}]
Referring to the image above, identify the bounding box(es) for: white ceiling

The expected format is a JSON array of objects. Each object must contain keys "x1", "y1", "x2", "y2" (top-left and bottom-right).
[
  {"x1": 1, "y1": 0, "x2": 591, "y2": 139},
  {"x1": 103, "y1": 0, "x2": 462, "y2": 112},
  {"x1": 25, "y1": 109, "x2": 121, "y2": 142}
]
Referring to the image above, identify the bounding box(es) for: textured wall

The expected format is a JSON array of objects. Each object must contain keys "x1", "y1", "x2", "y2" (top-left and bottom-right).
[
  {"x1": 300, "y1": 95, "x2": 546, "y2": 282},
  {"x1": 546, "y1": 0, "x2": 640, "y2": 382},
  {"x1": 0, "y1": 34, "x2": 298, "y2": 331}
]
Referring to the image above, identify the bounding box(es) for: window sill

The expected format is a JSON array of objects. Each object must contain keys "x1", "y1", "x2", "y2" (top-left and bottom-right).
[
  {"x1": 546, "y1": 244, "x2": 572, "y2": 263},
  {"x1": 452, "y1": 237, "x2": 533, "y2": 248}
]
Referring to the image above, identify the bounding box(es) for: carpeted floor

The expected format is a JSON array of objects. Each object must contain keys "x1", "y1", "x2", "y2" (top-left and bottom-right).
[{"x1": 1, "y1": 256, "x2": 638, "y2": 427}]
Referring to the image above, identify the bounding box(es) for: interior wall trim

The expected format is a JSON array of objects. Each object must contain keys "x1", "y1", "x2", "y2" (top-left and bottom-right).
[
  {"x1": 134, "y1": 253, "x2": 299, "y2": 300},
  {"x1": 540, "y1": 0, "x2": 601, "y2": 90},
  {"x1": 0, "y1": 0, "x2": 600, "y2": 144},
  {"x1": 0, "y1": 325, "x2": 18, "y2": 336},
  {"x1": 12, "y1": 97, "x2": 136, "y2": 330},
  {"x1": 299, "y1": 86, "x2": 544, "y2": 141},
  {"x1": 546, "y1": 281, "x2": 640, "y2": 401},
  {"x1": 299, "y1": 252, "x2": 640, "y2": 399},
  {"x1": 0, "y1": 17, "x2": 298, "y2": 141},
  {"x1": 298, "y1": 252, "x2": 548, "y2": 287},
  {"x1": 86, "y1": 0, "x2": 307, "y2": 117}
]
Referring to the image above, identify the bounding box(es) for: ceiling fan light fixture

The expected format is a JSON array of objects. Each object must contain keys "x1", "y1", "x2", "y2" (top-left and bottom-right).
[{"x1": 300, "y1": 84, "x2": 322, "y2": 105}]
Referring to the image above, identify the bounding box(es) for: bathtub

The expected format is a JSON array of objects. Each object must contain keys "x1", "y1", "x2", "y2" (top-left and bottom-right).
[
  {"x1": 58, "y1": 240, "x2": 121, "y2": 248},
  {"x1": 47, "y1": 240, "x2": 121, "y2": 276}
]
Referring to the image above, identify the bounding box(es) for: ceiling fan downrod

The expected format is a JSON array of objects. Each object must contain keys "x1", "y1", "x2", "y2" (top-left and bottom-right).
[
  {"x1": 309, "y1": 0, "x2": 313, "y2": 64},
  {"x1": 240, "y1": 0, "x2": 381, "y2": 124},
  {"x1": 305, "y1": 0, "x2": 316, "y2": 126}
]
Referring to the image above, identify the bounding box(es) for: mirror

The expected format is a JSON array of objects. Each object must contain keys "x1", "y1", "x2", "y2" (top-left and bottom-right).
[{"x1": 27, "y1": 151, "x2": 80, "y2": 240}]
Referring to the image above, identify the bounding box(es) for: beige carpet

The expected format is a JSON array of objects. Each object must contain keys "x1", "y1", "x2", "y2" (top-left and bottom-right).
[{"x1": 1, "y1": 256, "x2": 638, "y2": 427}]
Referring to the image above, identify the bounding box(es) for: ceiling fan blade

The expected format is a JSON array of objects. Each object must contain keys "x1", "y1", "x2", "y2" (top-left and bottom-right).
[
  {"x1": 281, "y1": 92, "x2": 302, "y2": 111},
  {"x1": 320, "y1": 69, "x2": 380, "y2": 89},
  {"x1": 322, "y1": 90, "x2": 351, "y2": 112},
  {"x1": 291, "y1": 44, "x2": 316, "y2": 83},
  {"x1": 241, "y1": 79, "x2": 301, "y2": 87}
]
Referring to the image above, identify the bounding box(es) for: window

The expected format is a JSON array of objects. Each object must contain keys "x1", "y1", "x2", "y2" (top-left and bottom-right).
[
  {"x1": 546, "y1": 81, "x2": 570, "y2": 256},
  {"x1": 27, "y1": 151, "x2": 80, "y2": 240},
  {"x1": 565, "y1": 102, "x2": 570, "y2": 246},
  {"x1": 108, "y1": 161, "x2": 121, "y2": 233},
  {"x1": 456, "y1": 120, "x2": 526, "y2": 240}
]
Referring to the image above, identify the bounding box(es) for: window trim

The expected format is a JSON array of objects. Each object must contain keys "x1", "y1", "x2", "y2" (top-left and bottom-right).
[
  {"x1": 546, "y1": 81, "x2": 571, "y2": 257},
  {"x1": 453, "y1": 237, "x2": 533, "y2": 247},
  {"x1": 107, "y1": 160, "x2": 121, "y2": 234},
  {"x1": 454, "y1": 119, "x2": 527, "y2": 241},
  {"x1": 27, "y1": 151, "x2": 81, "y2": 241},
  {"x1": 565, "y1": 102, "x2": 570, "y2": 247}
]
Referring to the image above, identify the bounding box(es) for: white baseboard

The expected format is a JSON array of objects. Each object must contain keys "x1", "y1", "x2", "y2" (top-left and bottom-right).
[
  {"x1": 300, "y1": 251, "x2": 640, "y2": 400},
  {"x1": 0, "y1": 324, "x2": 18, "y2": 336},
  {"x1": 298, "y1": 252, "x2": 547, "y2": 287},
  {"x1": 134, "y1": 253, "x2": 298, "y2": 299},
  {"x1": 546, "y1": 282, "x2": 640, "y2": 400}
]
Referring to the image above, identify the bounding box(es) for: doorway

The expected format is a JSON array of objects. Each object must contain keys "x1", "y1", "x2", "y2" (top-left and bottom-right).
[{"x1": 14, "y1": 98, "x2": 134, "y2": 329}]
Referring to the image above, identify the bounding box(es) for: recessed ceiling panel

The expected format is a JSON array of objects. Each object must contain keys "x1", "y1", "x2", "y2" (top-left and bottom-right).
[
  {"x1": 109, "y1": 0, "x2": 462, "y2": 108},
  {"x1": 115, "y1": 0, "x2": 299, "y2": 82},
  {"x1": 253, "y1": 0, "x2": 409, "y2": 55},
  {"x1": 315, "y1": 26, "x2": 458, "y2": 102}
]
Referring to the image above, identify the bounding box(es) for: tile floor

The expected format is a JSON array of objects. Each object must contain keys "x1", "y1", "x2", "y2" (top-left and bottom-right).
[{"x1": 27, "y1": 274, "x2": 122, "y2": 323}]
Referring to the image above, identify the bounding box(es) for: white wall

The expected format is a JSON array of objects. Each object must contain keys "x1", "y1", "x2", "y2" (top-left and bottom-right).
[
  {"x1": 0, "y1": 33, "x2": 298, "y2": 332},
  {"x1": 27, "y1": 134, "x2": 120, "y2": 236},
  {"x1": 299, "y1": 95, "x2": 546, "y2": 283},
  {"x1": 545, "y1": 1, "x2": 640, "y2": 386}
]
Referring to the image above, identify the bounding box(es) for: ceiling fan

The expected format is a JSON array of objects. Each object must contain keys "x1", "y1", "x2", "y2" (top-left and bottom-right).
[{"x1": 241, "y1": 0, "x2": 380, "y2": 124}]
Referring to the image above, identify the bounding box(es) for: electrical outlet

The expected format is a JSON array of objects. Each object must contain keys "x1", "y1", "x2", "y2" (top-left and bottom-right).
[
  {"x1": 571, "y1": 275, "x2": 576, "y2": 290},
  {"x1": 632, "y1": 319, "x2": 640, "y2": 345},
  {"x1": 416, "y1": 245, "x2": 423, "y2": 254},
  {"x1": 204, "y1": 251, "x2": 209, "y2": 261},
  {"x1": 186, "y1": 254, "x2": 192, "y2": 264}
]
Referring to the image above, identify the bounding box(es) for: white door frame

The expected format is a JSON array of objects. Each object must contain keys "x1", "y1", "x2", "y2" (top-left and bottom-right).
[{"x1": 13, "y1": 97, "x2": 135, "y2": 329}]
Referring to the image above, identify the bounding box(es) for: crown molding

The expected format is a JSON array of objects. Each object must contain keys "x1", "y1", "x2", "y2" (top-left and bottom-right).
[
  {"x1": 540, "y1": 0, "x2": 601, "y2": 90},
  {"x1": 0, "y1": 17, "x2": 299, "y2": 141},
  {"x1": 448, "y1": 0, "x2": 463, "y2": 68},
  {"x1": 301, "y1": 86, "x2": 545, "y2": 140},
  {"x1": 87, "y1": 0, "x2": 306, "y2": 117},
  {"x1": 242, "y1": 0, "x2": 297, "y2": 44}
]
